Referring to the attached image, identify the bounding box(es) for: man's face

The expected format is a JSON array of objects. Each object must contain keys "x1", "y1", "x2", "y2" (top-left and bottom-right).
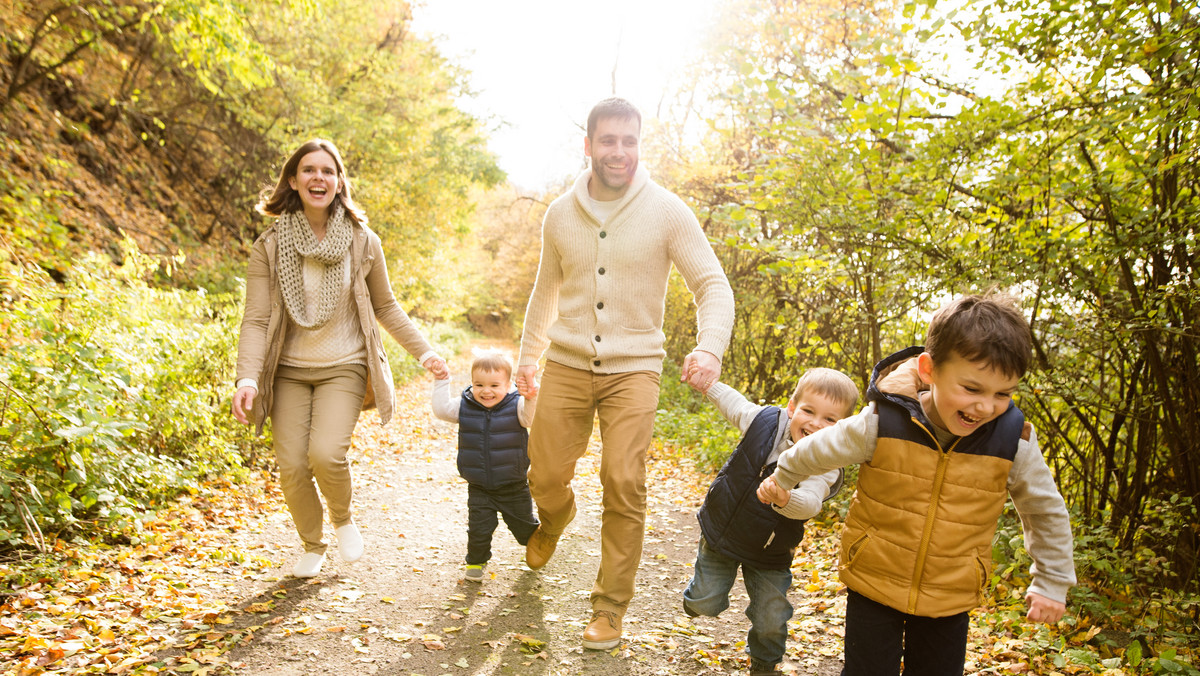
[{"x1": 584, "y1": 115, "x2": 640, "y2": 200}]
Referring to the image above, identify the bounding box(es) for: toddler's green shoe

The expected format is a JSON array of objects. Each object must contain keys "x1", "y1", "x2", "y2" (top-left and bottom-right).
[{"x1": 463, "y1": 564, "x2": 485, "y2": 582}]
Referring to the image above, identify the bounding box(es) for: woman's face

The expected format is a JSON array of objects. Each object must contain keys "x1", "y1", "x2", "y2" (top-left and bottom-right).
[{"x1": 287, "y1": 150, "x2": 341, "y2": 215}]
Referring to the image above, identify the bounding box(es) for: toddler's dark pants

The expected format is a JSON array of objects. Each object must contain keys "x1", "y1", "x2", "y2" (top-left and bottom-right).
[{"x1": 465, "y1": 481, "x2": 539, "y2": 565}]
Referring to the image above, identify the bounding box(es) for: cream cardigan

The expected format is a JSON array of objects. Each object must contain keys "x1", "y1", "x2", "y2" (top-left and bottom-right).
[{"x1": 518, "y1": 167, "x2": 734, "y2": 373}]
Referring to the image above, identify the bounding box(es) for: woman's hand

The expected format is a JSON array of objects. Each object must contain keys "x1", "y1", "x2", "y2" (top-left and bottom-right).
[
  {"x1": 423, "y1": 356, "x2": 449, "y2": 380},
  {"x1": 232, "y1": 386, "x2": 257, "y2": 425}
]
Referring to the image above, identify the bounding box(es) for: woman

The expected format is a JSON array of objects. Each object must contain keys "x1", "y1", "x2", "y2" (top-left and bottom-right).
[{"x1": 233, "y1": 139, "x2": 449, "y2": 578}]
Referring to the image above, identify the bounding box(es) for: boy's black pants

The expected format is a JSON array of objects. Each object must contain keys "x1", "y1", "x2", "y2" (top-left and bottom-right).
[
  {"x1": 842, "y1": 589, "x2": 969, "y2": 676},
  {"x1": 465, "y1": 481, "x2": 539, "y2": 565}
]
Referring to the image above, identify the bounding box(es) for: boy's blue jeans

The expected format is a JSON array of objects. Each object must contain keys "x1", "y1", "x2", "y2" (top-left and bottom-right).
[
  {"x1": 683, "y1": 537, "x2": 794, "y2": 666},
  {"x1": 842, "y1": 589, "x2": 969, "y2": 676},
  {"x1": 465, "y1": 482, "x2": 539, "y2": 566}
]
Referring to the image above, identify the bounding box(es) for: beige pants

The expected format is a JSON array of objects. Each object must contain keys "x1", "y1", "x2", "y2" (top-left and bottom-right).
[
  {"x1": 271, "y1": 364, "x2": 367, "y2": 554},
  {"x1": 527, "y1": 361, "x2": 661, "y2": 615}
]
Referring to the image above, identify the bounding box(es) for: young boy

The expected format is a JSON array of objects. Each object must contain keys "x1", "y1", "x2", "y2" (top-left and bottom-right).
[
  {"x1": 759, "y1": 292, "x2": 1076, "y2": 675},
  {"x1": 684, "y1": 367, "x2": 860, "y2": 675},
  {"x1": 431, "y1": 349, "x2": 539, "y2": 582}
]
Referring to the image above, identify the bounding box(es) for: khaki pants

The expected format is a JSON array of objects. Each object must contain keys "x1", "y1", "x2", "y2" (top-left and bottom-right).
[
  {"x1": 271, "y1": 364, "x2": 367, "y2": 554},
  {"x1": 528, "y1": 361, "x2": 660, "y2": 614}
]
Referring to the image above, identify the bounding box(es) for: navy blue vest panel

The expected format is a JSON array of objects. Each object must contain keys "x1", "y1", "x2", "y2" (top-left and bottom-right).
[
  {"x1": 867, "y1": 346, "x2": 1024, "y2": 460},
  {"x1": 456, "y1": 389, "x2": 529, "y2": 489},
  {"x1": 697, "y1": 406, "x2": 822, "y2": 570}
]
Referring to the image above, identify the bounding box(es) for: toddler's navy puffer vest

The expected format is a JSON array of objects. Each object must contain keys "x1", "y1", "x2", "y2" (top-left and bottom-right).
[{"x1": 456, "y1": 389, "x2": 529, "y2": 489}]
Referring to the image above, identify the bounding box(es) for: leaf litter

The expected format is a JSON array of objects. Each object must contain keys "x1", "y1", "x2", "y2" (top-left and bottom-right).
[{"x1": 0, "y1": 343, "x2": 1120, "y2": 675}]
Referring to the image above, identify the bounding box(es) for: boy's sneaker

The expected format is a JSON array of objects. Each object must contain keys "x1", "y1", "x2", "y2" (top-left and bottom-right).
[
  {"x1": 749, "y1": 657, "x2": 779, "y2": 675},
  {"x1": 463, "y1": 564, "x2": 485, "y2": 582}
]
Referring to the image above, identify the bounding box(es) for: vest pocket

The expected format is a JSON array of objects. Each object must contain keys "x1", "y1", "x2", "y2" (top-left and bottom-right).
[
  {"x1": 974, "y1": 552, "x2": 991, "y2": 597},
  {"x1": 846, "y1": 529, "x2": 873, "y2": 565}
]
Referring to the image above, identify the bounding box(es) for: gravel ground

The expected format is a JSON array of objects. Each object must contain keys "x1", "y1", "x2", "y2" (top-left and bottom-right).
[{"x1": 212, "y1": 349, "x2": 847, "y2": 676}]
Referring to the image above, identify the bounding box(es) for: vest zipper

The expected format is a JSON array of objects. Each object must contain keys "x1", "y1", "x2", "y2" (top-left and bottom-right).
[
  {"x1": 761, "y1": 461, "x2": 774, "y2": 549},
  {"x1": 483, "y1": 407, "x2": 493, "y2": 486},
  {"x1": 907, "y1": 419, "x2": 961, "y2": 614}
]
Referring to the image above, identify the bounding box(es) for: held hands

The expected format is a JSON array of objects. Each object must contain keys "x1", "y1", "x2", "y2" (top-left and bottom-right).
[
  {"x1": 515, "y1": 365, "x2": 539, "y2": 399},
  {"x1": 232, "y1": 386, "x2": 256, "y2": 425},
  {"x1": 423, "y1": 356, "x2": 450, "y2": 380},
  {"x1": 681, "y1": 350, "x2": 721, "y2": 394},
  {"x1": 756, "y1": 475, "x2": 791, "y2": 508},
  {"x1": 1025, "y1": 592, "x2": 1066, "y2": 624}
]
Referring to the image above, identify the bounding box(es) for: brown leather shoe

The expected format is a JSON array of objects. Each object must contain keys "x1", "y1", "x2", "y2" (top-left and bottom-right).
[
  {"x1": 581, "y1": 609, "x2": 622, "y2": 650},
  {"x1": 524, "y1": 526, "x2": 559, "y2": 570}
]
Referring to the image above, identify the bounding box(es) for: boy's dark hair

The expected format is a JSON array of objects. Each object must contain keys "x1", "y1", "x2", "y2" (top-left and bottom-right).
[
  {"x1": 790, "y1": 367, "x2": 860, "y2": 418},
  {"x1": 471, "y1": 348, "x2": 513, "y2": 379},
  {"x1": 926, "y1": 292, "x2": 1032, "y2": 379},
  {"x1": 587, "y1": 97, "x2": 642, "y2": 139}
]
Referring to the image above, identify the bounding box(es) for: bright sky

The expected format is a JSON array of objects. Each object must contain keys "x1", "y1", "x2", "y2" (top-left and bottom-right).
[{"x1": 410, "y1": 0, "x2": 722, "y2": 191}]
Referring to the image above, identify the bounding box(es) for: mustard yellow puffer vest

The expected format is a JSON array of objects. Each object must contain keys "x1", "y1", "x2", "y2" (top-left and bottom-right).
[{"x1": 839, "y1": 347, "x2": 1029, "y2": 618}]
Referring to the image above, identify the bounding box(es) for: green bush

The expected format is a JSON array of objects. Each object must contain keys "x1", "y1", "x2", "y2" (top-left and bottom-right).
[
  {"x1": 654, "y1": 361, "x2": 747, "y2": 472},
  {"x1": 382, "y1": 319, "x2": 474, "y2": 385},
  {"x1": 990, "y1": 501, "x2": 1200, "y2": 674},
  {"x1": 0, "y1": 239, "x2": 255, "y2": 548}
]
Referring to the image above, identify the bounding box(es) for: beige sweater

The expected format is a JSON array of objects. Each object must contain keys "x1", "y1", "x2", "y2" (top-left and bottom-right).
[
  {"x1": 235, "y1": 221, "x2": 437, "y2": 431},
  {"x1": 518, "y1": 166, "x2": 734, "y2": 373}
]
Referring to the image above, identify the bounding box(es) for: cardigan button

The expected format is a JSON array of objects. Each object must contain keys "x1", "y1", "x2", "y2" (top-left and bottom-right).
[
  {"x1": 600, "y1": 231, "x2": 607, "y2": 238},
  {"x1": 598, "y1": 267, "x2": 605, "y2": 275},
  {"x1": 593, "y1": 360, "x2": 601, "y2": 366},
  {"x1": 594, "y1": 335, "x2": 601, "y2": 342},
  {"x1": 596, "y1": 302, "x2": 604, "y2": 310}
]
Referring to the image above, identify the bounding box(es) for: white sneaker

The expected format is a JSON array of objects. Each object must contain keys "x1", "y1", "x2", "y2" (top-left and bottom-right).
[
  {"x1": 292, "y1": 552, "x2": 324, "y2": 578},
  {"x1": 336, "y1": 523, "x2": 364, "y2": 563}
]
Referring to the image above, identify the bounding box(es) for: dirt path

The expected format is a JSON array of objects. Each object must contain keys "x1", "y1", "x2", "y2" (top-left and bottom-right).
[{"x1": 213, "y1": 348, "x2": 847, "y2": 675}]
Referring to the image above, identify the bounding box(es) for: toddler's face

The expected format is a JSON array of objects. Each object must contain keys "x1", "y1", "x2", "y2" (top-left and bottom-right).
[
  {"x1": 786, "y1": 390, "x2": 849, "y2": 442},
  {"x1": 917, "y1": 352, "x2": 1020, "y2": 437},
  {"x1": 471, "y1": 368, "x2": 510, "y2": 409}
]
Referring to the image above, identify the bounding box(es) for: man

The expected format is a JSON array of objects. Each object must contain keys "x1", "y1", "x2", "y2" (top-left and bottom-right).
[{"x1": 515, "y1": 97, "x2": 735, "y2": 650}]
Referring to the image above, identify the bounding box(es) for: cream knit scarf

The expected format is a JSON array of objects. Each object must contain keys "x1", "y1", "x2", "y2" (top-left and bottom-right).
[{"x1": 276, "y1": 204, "x2": 353, "y2": 329}]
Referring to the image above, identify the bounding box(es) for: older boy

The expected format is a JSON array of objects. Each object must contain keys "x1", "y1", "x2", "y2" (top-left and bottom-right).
[
  {"x1": 431, "y1": 349, "x2": 538, "y2": 582},
  {"x1": 685, "y1": 368, "x2": 859, "y2": 675},
  {"x1": 759, "y1": 292, "x2": 1076, "y2": 675}
]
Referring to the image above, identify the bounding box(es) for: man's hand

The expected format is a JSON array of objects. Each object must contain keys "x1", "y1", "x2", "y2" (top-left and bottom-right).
[
  {"x1": 232, "y1": 386, "x2": 257, "y2": 425},
  {"x1": 682, "y1": 349, "x2": 721, "y2": 393},
  {"x1": 756, "y1": 476, "x2": 791, "y2": 508},
  {"x1": 1025, "y1": 592, "x2": 1066, "y2": 624},
  {"x1": 515, "y1": 365, "x2": 539, "y2": 399},
  {"x1": 423, "y1": 356, "x2": 449, "y2": 380}
]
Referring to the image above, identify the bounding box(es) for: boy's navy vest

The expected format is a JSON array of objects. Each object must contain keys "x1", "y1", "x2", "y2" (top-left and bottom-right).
[
  {"x1": 456, "y1": 388, "x2": 529, "y2": 490},
  {"x1": 697, "y1": 406, "x2": 841, "y2": 569}
]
